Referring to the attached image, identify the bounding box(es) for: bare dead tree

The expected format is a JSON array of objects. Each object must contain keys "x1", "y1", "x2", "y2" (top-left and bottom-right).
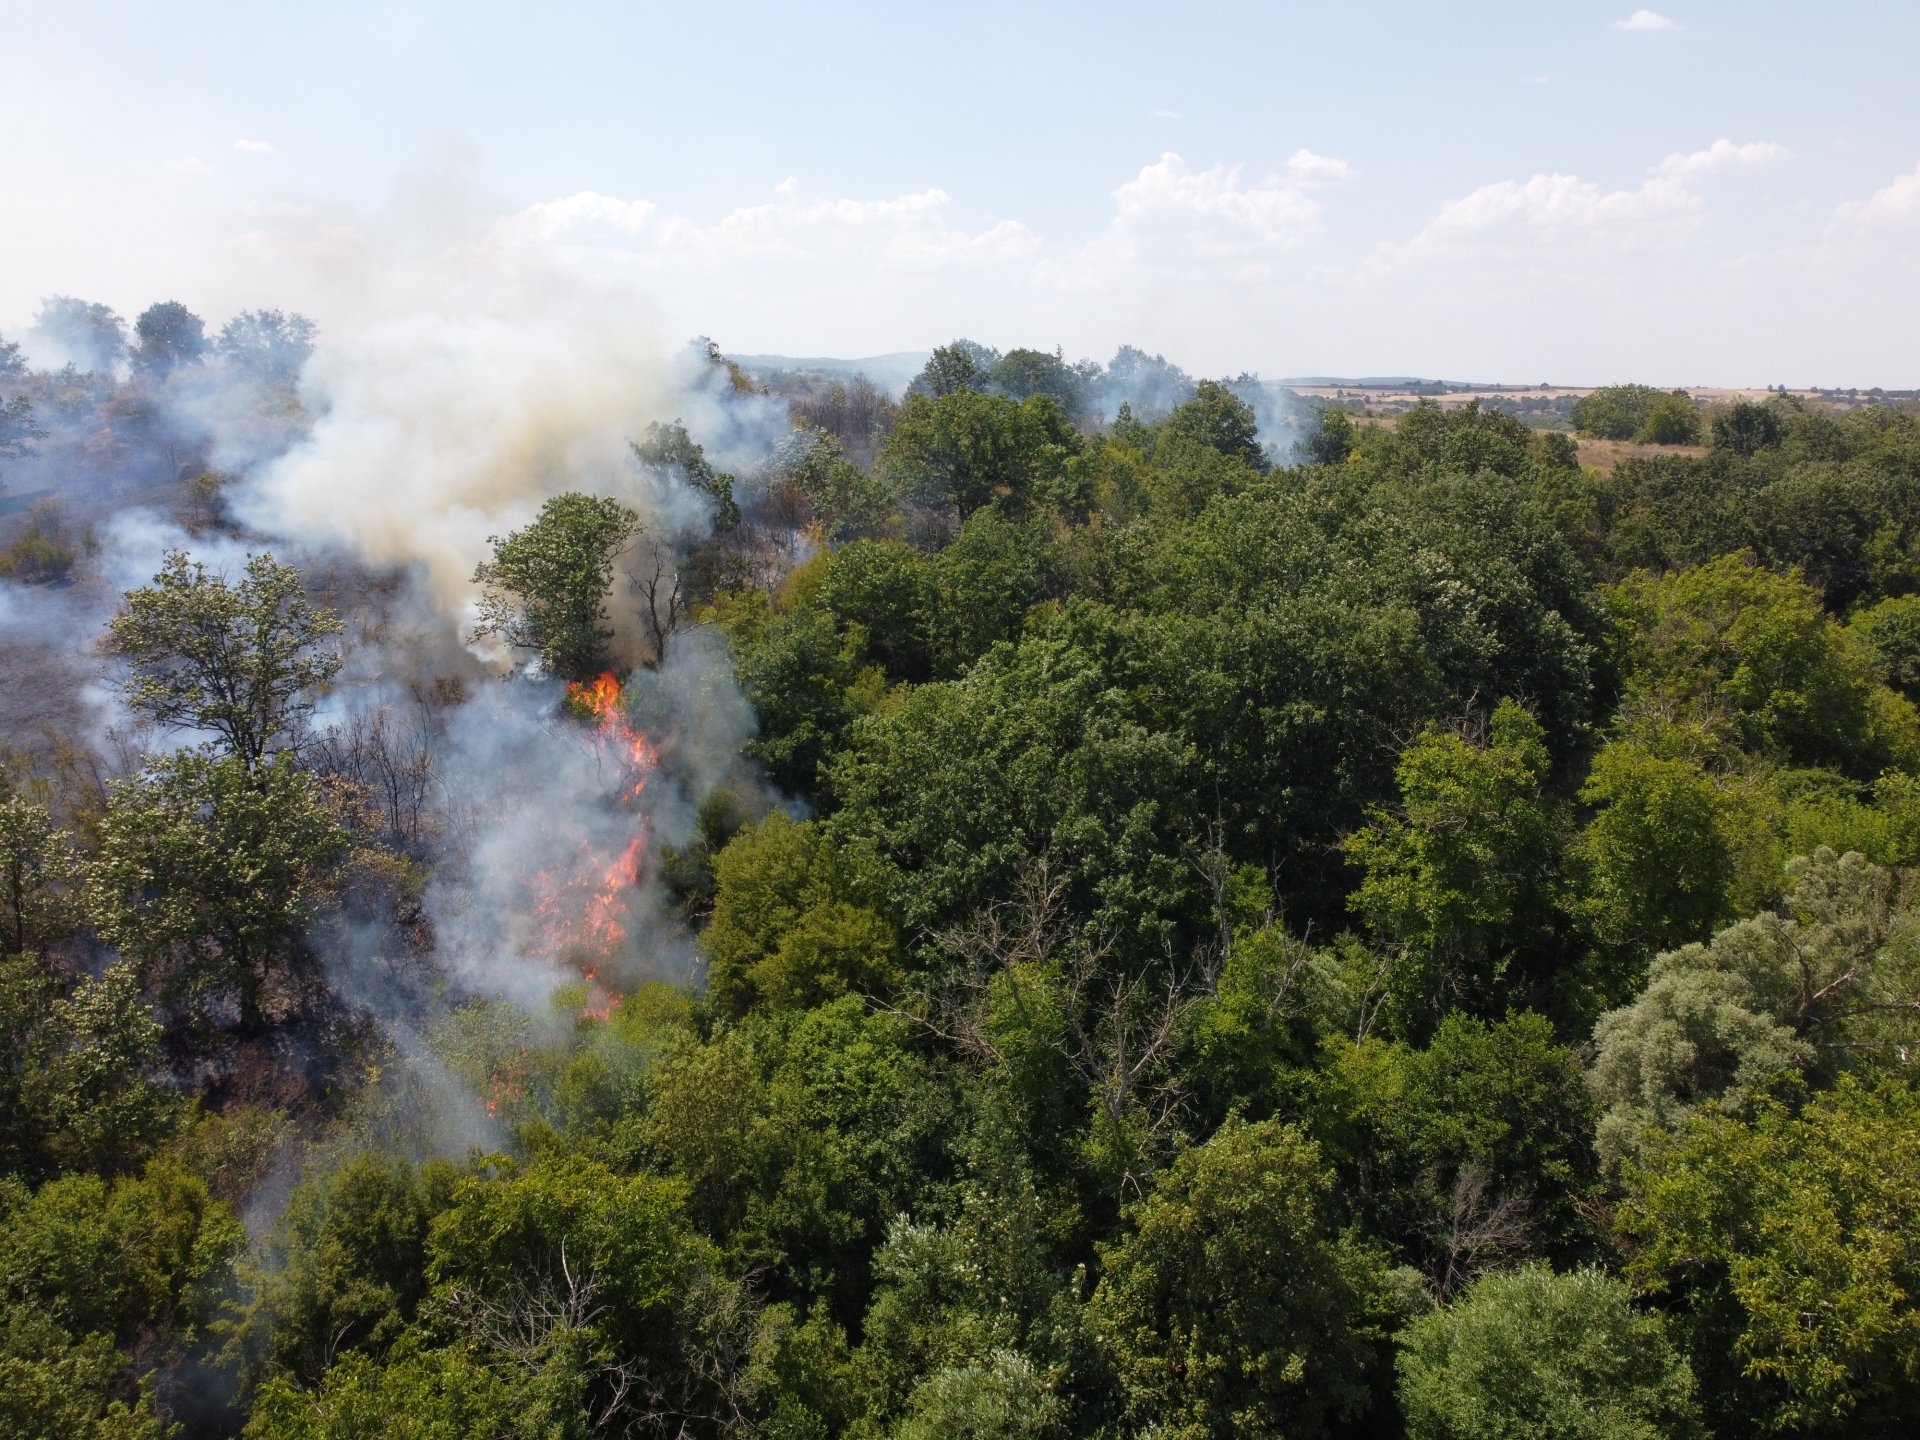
[
  {"x1": 904, "y1": 856, "x2": 1204, "y2": 1196},
  {"x1": 442, "y1": 1242, "x2": 649, "y2": 1432},
  {"x1": 1424, "y1": 1164, "x2": 1533, "y2": 1303},
  {"x1": 445, "y1": 1247, "x2": 771, "y2": 1440},
  {"x1": 633, "y1": 536, "x2": 687, "y2": 667},
  {"x1": 307, "y1": 702, "x2": 436, "y2": 851}
]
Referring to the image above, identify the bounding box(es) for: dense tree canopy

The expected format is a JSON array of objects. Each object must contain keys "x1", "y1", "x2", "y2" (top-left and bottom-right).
[{"x1": 7, "y1": 326, "x2": 1920, "y2": 1438}]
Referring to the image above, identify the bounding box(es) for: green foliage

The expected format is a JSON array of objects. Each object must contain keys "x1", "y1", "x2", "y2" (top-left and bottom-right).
[
  {"x1": 89, "y1": 751, "x2": 350, "y2": 1030},
  {"x1": 1573, "y1": 384, "x2": 1690, "y2": 442},
  {"x1": 911, "y1": 339, "x2": 1000, "y2": 399},
  {"x1": 827, "y1": 632, "x2": 1197, "y2": 943},
  {"x1": 892, "y1": 1350, "x2": 1066, "y2": 1440},
  {"x1": 470, "y1": 492, "x2": 641, "y2": 680},
  {"x1": 1379, "y1": 399, "x2": 1537, "y2": 480},
  {"x1": 1622, "y1": 1077, "x2": 1920, "y2": 1435},
  {"x1": 1607, "y1": 553, "x2": 1920, "y2": 775},
  {"x1": 1089, "y1": 1116, "x2": 1390, "y2": 1440},
  {"x1": 640, "y1": 997, "x2": 956, "y2": 1322},
  {"x1": 859, "y1": 1139, "x2": 1086, "y2": 1436},
  {"x1": 0, "y1": 502, "x2": 75, "y2": 581},
  {"x1": 1397, "y1": 1263, "x2": 1699, "y2": 1440},
  {"x1": 1296, "y1": 405, "x2": 1357, "y2": 465},
  {"x1": 1590, "y1": 848, "x2": 1920, "y2": 1166},
  {"x1": 0, "y1": 794, "x2": 78, "y2": 955},
  {"x1": 1712, "y1": 400, "x2": 1785, "y2": 457},
  {"x1": 1576, "y1": 741, "x2": 1740, "y2": 958},
  {"x1": 1643, "y1": 393, "x2": 1703, "y2": 445},
  {"x1": 991, "y1": 347, "x2": 1090, "y2": 420},
  {"x1": 710, "y1": 574, "x2": 884, "y2": 799},
  {"x1": 876, "y1": 389, "x2": 1081, "y2": 519},
  {"x1": 0, "y1": 1303, "x2": 170, "y2": 1440},
  {"x1": 107, "y1": 550, "x2": 343, "y2": 770},
  {"x1": 216, "y1": 309, "x2": 316, "y2": 384},
  {"x1": 1313, "y1": 1012, "x2": 1597, "y2": 1292},
  {"x1": 244, "y1": 1340, "x2": 518, "y2": 1440},
  {"x1": 129, "y1": 301, "x2": 208, "y2": 378},
  {"x1": 633, "y1": 419, "x2": 740, "y2": 529},
  {"x1": 0, "y1": 957, "x2": 178, "y2": 1179},
  {"x1": 231, "y1": 1151, "x2": 458, "y2": 1392},
  {"x1": 1849, "y1": 594, "x2": 1920, "y2": 703},
  {"x1": 0, "y1": 1158, "x2": 242, "y2": 1357},
  {"x1": 1156, "y1": 380, "x2": 1264, "y2": 471},
  {"x1": 1344, "y1": 701, "x2": 1568, "y2": 1025},
  {"x1": 703, "y1": 812, "x2": 898, "y2": 1016}
]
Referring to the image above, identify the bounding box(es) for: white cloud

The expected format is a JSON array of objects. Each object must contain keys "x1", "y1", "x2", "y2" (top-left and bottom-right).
[
  {"x1": 1653, "y1": 138, "x2": 1790, "y2": 178},
  {"x1": 162, "y1": 155, "x2": 210, "y2": 175},
  {"x1": 1152, "y1": 108, "x2": 1179, "y2": 120},
  {"x1": 1385, "y1": 171, "x2": 1702, "y2": 262},
  {"x1": 1613, "y1": 9, "x2": 1676, "y2": 30},
  {"x1": 1038, "y1": 153, "x2": 1333, "y2": 299},
  {"x1": 499, "y1": 182, "x2": 1039, "y2": 275},
  {"x1": 1832, "y1": 160, "x2": 1920, "y2": 229},
  {"x1": 233, "y1": 138, "x2": 274, "y2": 155},
  {"x1": 1286, "y1": 148, "x2": 1352, "y2": 186}
]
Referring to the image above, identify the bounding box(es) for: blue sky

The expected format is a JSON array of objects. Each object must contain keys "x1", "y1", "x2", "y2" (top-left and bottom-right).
[{"x1": 5, "y1": 0, "x2": 1919, "y2": 384}]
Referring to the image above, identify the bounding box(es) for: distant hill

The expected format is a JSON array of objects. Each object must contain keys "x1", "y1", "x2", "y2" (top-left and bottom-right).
[{"x1": 731, "y1": 351, "x2": 930, "y2": 394}]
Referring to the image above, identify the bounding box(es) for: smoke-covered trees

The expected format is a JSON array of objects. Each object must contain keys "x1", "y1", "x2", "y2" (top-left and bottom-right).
[
  {"x1": 0, "y1": 796, "x2": 78, "y2": 958},
  {"x1": 216, "y1": 309, "x2": 317, "y2": 385},
  {"x1": 19, "y1": 308, "x2": 1920, "y2": 1439},
  {"x1": 129, "y1": 302, "x2": 209, "y2": 379},
  {"x1": 470, "y1": 492, "x2": 641, "y2": 680},
  {"x1": 27, "y1": 296, "x2": 127, "y2": 374},
  {"x1": 0, "y1": 393, "x2": 44, "y2": 467},
  {"x1": 910, "y1": 339, "x2": 1001, "y2": 398},
  {"x1": 108, "y1": 551, "x2": 345, "y2": 772}
]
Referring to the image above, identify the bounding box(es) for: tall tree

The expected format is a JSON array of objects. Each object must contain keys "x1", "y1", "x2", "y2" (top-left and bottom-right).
[
  {"x1": 217, "y1": 309, "x2": 317, "y2": 385},
  {"x1": 107, "y1": 551, "x2": 344, "y2": 772},
  {"x1": 88, "y1": 752, "x2": 348, "y2": 1031},
  {"x1": 1089, "y1": 1116, "x2": 1389, "y2": 1440},
  {"x1": 470, "y1": 492, "x2": 641, "y2": 680},
  {"x1": 27, "y1": 296, "x2": 126, "y2": 374},
  {"x1": 129, "y1": 301, "x2": 209, "y2": 379}
]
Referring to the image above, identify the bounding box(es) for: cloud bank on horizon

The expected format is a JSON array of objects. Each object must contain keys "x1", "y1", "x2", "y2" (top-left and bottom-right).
[{"x1": 3, "y1": 0, "x2": 1918, "y2": 386}]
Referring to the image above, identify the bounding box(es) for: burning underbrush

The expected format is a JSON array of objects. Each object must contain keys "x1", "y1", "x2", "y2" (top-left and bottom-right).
[{"x1": 419, "y1": 670, "x2": 678, "y2": 1023}]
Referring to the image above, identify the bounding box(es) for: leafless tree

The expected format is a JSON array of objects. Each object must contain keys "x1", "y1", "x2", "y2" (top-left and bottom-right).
[
  {"x1": 903, "y1": 857, "x2": 1203, "y2": 1196},
  {"x1": 1424, "y1": 1164, "x2": 1533, "y2": 1302},
  {"x1": 308, "y1": 701, "x2": 436, "y2": 851},
  {"x1": 632, "y1": 536, "x2": 687, "y2": 666}
]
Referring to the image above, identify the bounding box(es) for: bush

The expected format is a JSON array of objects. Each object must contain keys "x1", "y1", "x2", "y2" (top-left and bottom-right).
[
  {"x1": 1640, "y1": 394, "x2": 1701, "y2": 445},
  {"x1": 1397, "y1": 1263, "x2": 1698, "y2": 1440},
  {"x1": 0, "y1": 507, "x2": 76, "y2": 583}
]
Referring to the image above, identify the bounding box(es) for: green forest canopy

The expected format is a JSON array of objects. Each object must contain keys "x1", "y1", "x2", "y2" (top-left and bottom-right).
[{"x1": 6, "y1": 325, "x2": 1920, "y2": 1438}]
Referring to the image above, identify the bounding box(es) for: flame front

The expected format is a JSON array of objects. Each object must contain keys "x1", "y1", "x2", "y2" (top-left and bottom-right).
[{"x1": 527, "y1": 671, "x2": 657, "y2": 1020}]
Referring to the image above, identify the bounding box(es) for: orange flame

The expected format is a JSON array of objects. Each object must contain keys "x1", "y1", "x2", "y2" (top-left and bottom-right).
[{"x1": 531, "y1": 672, "x2": 655, "y2": 1020}]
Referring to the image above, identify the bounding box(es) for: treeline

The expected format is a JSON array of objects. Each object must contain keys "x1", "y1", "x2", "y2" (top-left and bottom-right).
[
  {"x1": 0, "y1": 295, "x2": 317, "y2": 582},
  {"x1": 4, "y1": 337, "x2": 1920, "y2": 1438}
]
